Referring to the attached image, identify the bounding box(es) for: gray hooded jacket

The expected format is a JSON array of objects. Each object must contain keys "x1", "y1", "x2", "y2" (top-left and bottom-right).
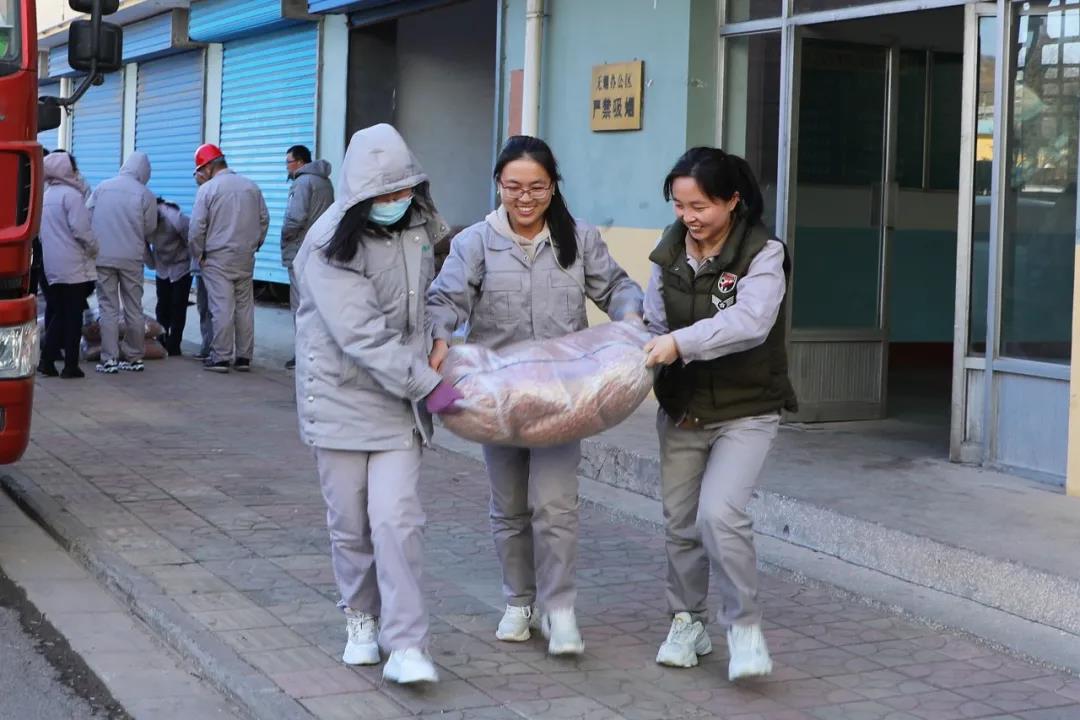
[
  {"x1": 40, "y1": 153, "x2": 99, "y2": 285},
  {"x1": 88, "y1": 152, "x2": 157, "y2": 271},
  {"x1": 151, "y1": 202, "x2": 191, "y2": 282},
  {"x1": 293, "y1": 124, "x2": 450, "y2": 452},
  {"x1": 426, "y1": 208, "x2": 644, "y2": 350},
  {"x1": 188, "y1": 168, "x2": 269, "y2": 276},
  {"x1": 281, "y1": 159, "x2": 334, "y2": 268}
]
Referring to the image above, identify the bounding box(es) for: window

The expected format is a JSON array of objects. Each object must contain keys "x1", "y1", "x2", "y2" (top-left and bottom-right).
[
  {"x1": 726, "y1": 0, "x2": 782, "y2": 23},
  {"x1": 0, "y1": 0, "x2": 20, "y2": 73},
  {"x1": 999, "y1": 4, "x2": 1077, "y2": 363},
  {"x1": 723, "y1": 32, "x2": 782, "y2": 234}
]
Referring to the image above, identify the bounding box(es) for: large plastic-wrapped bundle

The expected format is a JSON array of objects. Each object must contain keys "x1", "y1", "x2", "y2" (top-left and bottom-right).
[{"x1": 440, "y1": 321, "x2": 653, "y2": 447}]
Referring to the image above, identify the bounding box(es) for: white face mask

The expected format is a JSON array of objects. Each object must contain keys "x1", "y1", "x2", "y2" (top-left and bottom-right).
[{"x1": 370, "y1": 196, "x2": 413, "y2": 226}]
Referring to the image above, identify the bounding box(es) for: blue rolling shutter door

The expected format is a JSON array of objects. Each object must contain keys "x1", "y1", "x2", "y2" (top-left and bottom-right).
[
  {"x1": 70, "y1": 72, "x2": 124, "y2": 191},
  {"x1": 220, "y1": 25, "x2": 317, "y2": 284},
  {"x1": 135, "y1": 52, "x2": 205, "y2": 214},
  {"x1": 38, "y1": 82, "x2": 61, "y2": 151}
]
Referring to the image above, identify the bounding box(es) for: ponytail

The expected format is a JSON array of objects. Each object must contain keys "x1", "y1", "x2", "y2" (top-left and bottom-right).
[{"x1": 662, "y1": 147, "x2": 765, "y2": 226}]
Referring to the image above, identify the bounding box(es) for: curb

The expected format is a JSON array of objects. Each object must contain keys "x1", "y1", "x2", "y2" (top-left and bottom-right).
[{"x1": 0, "y1": 470, "x2": 313, "y2": 720}]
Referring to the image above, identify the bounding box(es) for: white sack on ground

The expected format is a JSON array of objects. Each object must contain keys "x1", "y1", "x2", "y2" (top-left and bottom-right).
[{"x1": 440, "y1": 321, "x2": 653, "y2": 447}]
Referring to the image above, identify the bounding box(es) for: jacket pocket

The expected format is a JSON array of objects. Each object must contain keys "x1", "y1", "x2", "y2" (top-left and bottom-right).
[
  {"x1": 549, "y1": 268, "x2": 587, "y2": 324},
  {"x1": 479, "y1": 271, "x2": 522, "y2": 324}
]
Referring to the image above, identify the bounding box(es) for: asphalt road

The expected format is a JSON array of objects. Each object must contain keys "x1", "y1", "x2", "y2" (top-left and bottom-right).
[{"x1": 0, "y1": 567, "x2": 129, "y2": 720}]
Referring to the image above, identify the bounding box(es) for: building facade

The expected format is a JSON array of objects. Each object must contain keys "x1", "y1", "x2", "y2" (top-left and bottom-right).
[{"x1": 36, "y1": 0, "x2": 1079, "y2": 489}]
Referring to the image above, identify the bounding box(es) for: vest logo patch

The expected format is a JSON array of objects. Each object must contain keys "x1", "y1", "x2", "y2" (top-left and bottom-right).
[{"x1": 718, "y1": 272, "x2": 738, "y2": 294}]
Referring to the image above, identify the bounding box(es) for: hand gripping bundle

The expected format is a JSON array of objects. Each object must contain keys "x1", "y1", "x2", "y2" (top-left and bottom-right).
[{"x1": 439, "y1": 321, "x2": 653, "y2": 447}]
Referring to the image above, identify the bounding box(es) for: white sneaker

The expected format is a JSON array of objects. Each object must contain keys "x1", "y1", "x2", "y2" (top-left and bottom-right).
[
  {"x1": 95, "y1": 360, "x2": 119, "y2": 374},
  {"x1": 540, "y1": 607, "x2": 585, "y2": 656},
  {"x1": 656, "y1": 612, "x2": 712, "y2": 668},
  {"x1": 382, "y1": 648, "x2": 439, "y2": 684},
  {"x1": 495, "y1": 604, "x2": 537, "y2": 642},
  {"x1": 342, "y1": 610, "x2": 380, "y2": 665},
  {"x1": 727, "y1": 623, "x2": 773, "y2": 681}
]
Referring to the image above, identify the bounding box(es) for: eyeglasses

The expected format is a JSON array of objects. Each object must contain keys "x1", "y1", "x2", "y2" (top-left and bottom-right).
[{"x1": 499, "y1": 183, "x2": 553, "y2": 200}]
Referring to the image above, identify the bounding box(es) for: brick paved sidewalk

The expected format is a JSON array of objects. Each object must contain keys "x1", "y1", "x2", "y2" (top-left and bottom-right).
[{"x1": 14, "y1": 358, "x2": 1080, "y2": 720}]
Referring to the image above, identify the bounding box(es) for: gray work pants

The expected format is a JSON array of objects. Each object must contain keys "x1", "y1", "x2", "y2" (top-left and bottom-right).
[
  {"x1": 196, "y1": 272, "x2": 212, "y2": 355},
  {"x1": 315, "y1": 445, "x2": 430, "y2": 651},
  {"x1": 287, "y1": 265, "x2": 299, "y2": 318},
  {"x1": 200, "y1": 263, "x2": 254, "y2": 364},
  {"x1": 483, "y1": 441, "x2": 580, "y2": 612},
  {"x1": 658, "y1": 411, "x2": 780, "y2": 627},
  {"x1": 96, "y1": 266, "x2": 144, "y2": 363}
]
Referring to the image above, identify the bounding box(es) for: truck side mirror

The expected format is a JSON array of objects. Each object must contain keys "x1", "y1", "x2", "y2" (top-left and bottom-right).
[
  {"x1": 68, "y1": 20, "x2": 123, "y2": 74},
  {"x1": 38, "y1": 98, "x2": 61, "y2": 133},
  {"x1": 68, "y1": 0, "x2": 119, "y2": 14}
]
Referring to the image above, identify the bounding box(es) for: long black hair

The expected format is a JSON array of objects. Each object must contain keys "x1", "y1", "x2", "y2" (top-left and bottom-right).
[
  {"x1": 494, "y1": 136, "x2": 577, "y2": 268},
  {"x1": 323, "y1": 182, "x2": 436, "y2": 264},
  {"x1": 662, "y1": 147, "x2": 765, "y2": 227}
]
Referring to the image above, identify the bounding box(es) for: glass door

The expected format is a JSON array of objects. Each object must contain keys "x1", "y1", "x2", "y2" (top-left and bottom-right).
[{"x1": 786, "y1": 38, "x2": 898, "y2": 421}]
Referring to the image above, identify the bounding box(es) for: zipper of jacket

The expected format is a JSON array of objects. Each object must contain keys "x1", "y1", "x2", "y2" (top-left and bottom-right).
[{"x1": 401, "y1": 231, "x2": 431, "y2": 446}]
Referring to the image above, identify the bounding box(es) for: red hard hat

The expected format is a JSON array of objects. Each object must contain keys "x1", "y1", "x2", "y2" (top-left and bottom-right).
[{"x1": 194, "y1": 143, "x2": 224, "y2": 170}]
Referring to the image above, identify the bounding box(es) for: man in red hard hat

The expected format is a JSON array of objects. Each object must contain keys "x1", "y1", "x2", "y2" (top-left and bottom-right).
[{"x1": 189, "y1": 144, "x2": 269, "y2": 373}]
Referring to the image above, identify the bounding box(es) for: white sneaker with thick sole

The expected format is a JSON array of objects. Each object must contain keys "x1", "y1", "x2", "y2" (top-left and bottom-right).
[
  {"x1": 540, "y1": 608, "x2": 585, "y2": 656},
  {"x1": 656, "y1": 612, "x2": 712, "y2": 668},
  {"x1": 495, "y1": 604, "x2": 538, "y2": 642},
  {"x1": 383, "y1": 648, "x2": 439, "y2": 684},
  {"x1": 342, "y1": 610, "x2": 380, "y2": 666},
  {"x1": 727, "y1": 623, "x2": 773, "y2": 681}
]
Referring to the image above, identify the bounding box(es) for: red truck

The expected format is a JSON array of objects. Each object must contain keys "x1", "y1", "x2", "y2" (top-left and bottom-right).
[{"x1": 0, "y1": 0, "x2": 121, "y2": 462}]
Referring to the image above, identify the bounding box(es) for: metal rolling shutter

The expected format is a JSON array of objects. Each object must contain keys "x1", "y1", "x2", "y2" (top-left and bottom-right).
[
  {"x1": 135, "y1": 51, "x2": 205, "y2": 214},
  {"x1": 219, "y1": 25, "x2": 317, "y2": 284},
  {"x1": 70, "y1": 71, "x2": 124, "y2": 192}
]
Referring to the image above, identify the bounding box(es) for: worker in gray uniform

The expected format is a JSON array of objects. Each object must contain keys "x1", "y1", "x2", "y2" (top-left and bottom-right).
[
  {"x1": 427, "y1": 135, "x2": 643, "y2": 657},
  {"x1": 643, "y1": 147, "x2": 797, "y2": 681},
  {"x1": 188, "y1": 143, "x2": 269, "y2": 373},
  {"x1": 88, "y1": 151, "x2": 157, "y2": 374},
  {"x1": 281, "y1": 144, "x2": 334, "y2": 370},
  {"x1": 294, "y1": 124, "x2": 458, "y2": 685}
]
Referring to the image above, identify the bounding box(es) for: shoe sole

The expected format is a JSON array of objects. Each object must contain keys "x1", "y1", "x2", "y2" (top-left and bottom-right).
[
  {"x1": 728, "y1": 660, "x2": 773, "y2": 681},
  {"x1": 95, "y1": 368, "x2": 118, "y2": 374},
  {"x1": 234, "y1": 367, "x2": 250, "y2": 373},
  {"x1": 547, "y1": 640, "x2": 585, "y2": 656},
  {"x1": 342, "y1": 644, "x2": 380, "y2": 666},
  {"x1": 383, "y1": 667, "x2": 438, "y2": 684},
  {"x1": 495, "y1": 627, "x2": 531, "y2": 642},
  {"x1": 204, "y1": 367, "x2": 229, "y2": 373}
]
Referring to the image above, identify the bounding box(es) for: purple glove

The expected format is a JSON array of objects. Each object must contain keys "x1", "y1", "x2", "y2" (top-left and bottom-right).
[{"x1": 425, "y1": 381, "x2": 464, "y2": 415}]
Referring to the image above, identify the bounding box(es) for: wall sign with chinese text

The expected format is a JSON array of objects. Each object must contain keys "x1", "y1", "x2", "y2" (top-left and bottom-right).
[{"x1": 591, "y1": 60, "x2": 643, "y2": 132}]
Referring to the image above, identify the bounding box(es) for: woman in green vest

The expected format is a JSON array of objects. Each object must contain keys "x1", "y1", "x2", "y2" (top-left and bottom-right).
[{"x1": 642, "y1": 147, "x2": 797, "y2": 680}]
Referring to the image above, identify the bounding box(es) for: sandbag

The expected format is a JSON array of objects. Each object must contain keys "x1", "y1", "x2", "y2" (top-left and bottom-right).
[
  {"x1": 81, "y1": 340, "x2": 100, "y2": 362},
  {"x1": 440, "y1": 321, "x2": 653, "y2": 447},
  {"x1": 83, "y1": 315, "x2": 165, "y2": 343},
  {"x1": 81, "y1": 338, "x2": 166, "y2": 362}
]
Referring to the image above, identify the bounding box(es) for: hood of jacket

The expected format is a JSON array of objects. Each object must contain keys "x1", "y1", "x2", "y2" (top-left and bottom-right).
[
  {"x1": 338, "y1": 124, "x2": 427, "y2": 212},
  {"x1": 295, "y1": 159, "x2": 331, "y2": 181},
  {"x1": 44, "y1": 152, "x2": 85, "y2": 192},
  {"x1": 119, "y1": 151, "x2": 151, "y2": 185}
]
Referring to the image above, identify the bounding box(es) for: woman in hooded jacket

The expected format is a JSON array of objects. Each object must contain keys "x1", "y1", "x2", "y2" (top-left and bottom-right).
[
  {"x1": 38, "y1": 151, "x2": 98, "y2": 379},
  {"x1": 292, "y1": 124, "x2": 460, "y2": 685},
  {"x1": 426, "y1": 136, "x2": 644, "y2": 656}
]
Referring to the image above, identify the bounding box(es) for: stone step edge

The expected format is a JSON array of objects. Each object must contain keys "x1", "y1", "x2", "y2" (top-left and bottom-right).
[{"x1": 577, "y1": 437, "x2": 1080, "y2": 638}]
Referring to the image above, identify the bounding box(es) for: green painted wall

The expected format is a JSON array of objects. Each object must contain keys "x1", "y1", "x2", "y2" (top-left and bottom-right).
[{"x1": 500, "y1": 0, "x2": 699, "y2": 229}]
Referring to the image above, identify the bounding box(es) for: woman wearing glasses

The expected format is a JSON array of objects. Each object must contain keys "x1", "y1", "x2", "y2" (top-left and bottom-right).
[{"x1": 427, "y1": 135, "x2": 643, "y2": 656}]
